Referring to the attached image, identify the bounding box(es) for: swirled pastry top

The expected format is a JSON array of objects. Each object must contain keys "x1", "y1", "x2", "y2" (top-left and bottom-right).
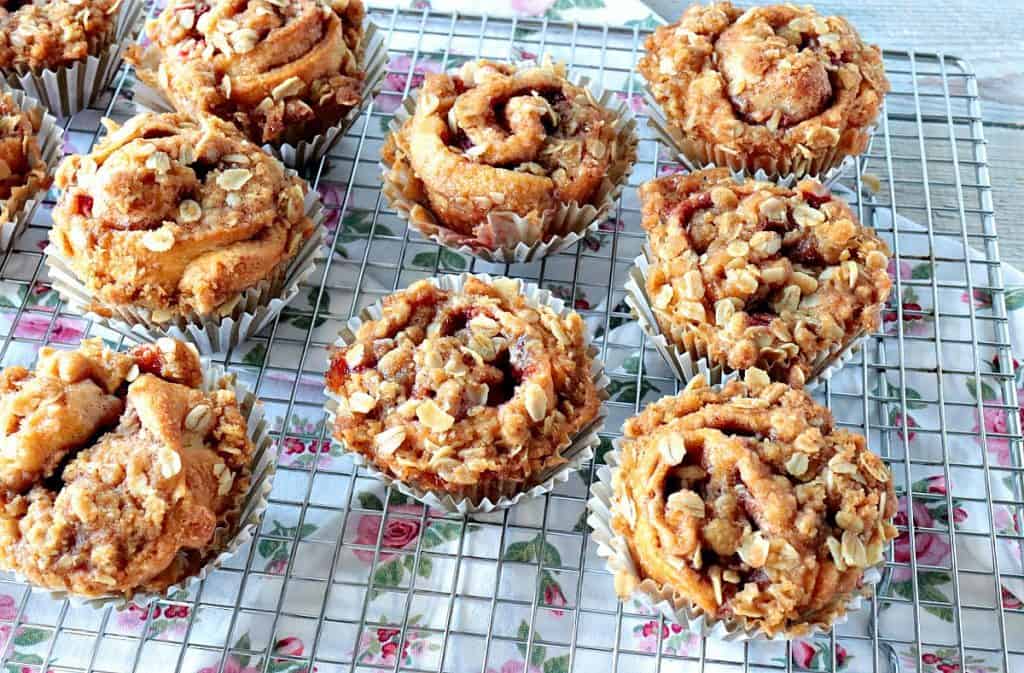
[
  {"x1": 49, "y1": 113, "x2": 314, "y2": 320},
  {"x1": 641, "y1": 168, "x2": 891, "y2": 386},
  {"x1": 130, "y1": 0, "x2": 365, "y2": 145},
  {"x1": 0, "y1": 0, "x2": 121, "y2": 71},
  {"x1": 382, "y1": 59, "x2": 621, "y2": 237},
  {"x1": 638, "y1": 2, "x2": 889, "y2": 164},
  {"x1": 611, "y1": 372, "x2": 897, "y2": 637},
  {"x1": 0, "y1": 338, "x2": 254, "y2": 597},
  {"x1": 326, "y1": 277, "x2": 601, "y2": 494},
  {"x1": 0, "y1": 88, "x2": 51, "y2": 224}
]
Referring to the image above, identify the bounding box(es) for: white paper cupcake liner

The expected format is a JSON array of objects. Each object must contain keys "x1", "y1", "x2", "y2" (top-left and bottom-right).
[
  {"x1": 624, "y1": 250, "x2": 865, "y2": 390},
  {"x1": 15, "y1": 362, "x2": 275, "y2": 610},
  {"x1": 381, "y1": 75, "x2": 639, "y2": 264},
  {"x1": 643, "y1": 87, "x2": 875, "y2": 187},
  {"x1": 324, "y1": 272, "x2": 610, "y2": 514},
  {"x1": 0, "y1": 85, "x2": 63, "y2": 253},
  {"x1": 45, "y1": 181, "x2": 326, "y2": 356},
  {"x1": 587, "y1": 433, "x2": 883, "y2": 641},
  {"x1": 131, "y1": 22, "x2": 387, "y2": 171},
  {"x1": 3, "y1": 0, "x2": 145, "y2": 118}
]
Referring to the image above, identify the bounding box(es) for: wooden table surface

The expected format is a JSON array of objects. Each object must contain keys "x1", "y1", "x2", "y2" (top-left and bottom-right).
[{"x1": 643, "y1": 1, "x2": 1024, "y2": 267}]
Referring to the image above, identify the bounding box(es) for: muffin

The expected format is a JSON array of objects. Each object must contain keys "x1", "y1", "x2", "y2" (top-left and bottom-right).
[
  {"x1": 597, "y1": 372, "x2": 897, "y2": 638},
  {"x1": 0, "y1": 337, "x2": 258, "y2": 599},
  {"x1": 45, "y1": 112, "x2": 320, "y2": 349},
  {"x1": 129, "y1": 0, "x2": 378, "y2": 165},
  {"x1": 1, "y1": 0, "x2": 141, "y2": 117},
  {"x1": 382, "y1": 59, "x2": 637, "y2": 262},
  {"x1": 638, "y1": 2, "x2": 889, "y2": 179},
  {"x1": 325, "y1": 275, "x2": 605, "y2": 510},
  {"x1": 0, "y1": 86, "x2": 54, "y2": 250},
  {"x1": 631, "y1": 168, "x2": 891, "y2": 387}
]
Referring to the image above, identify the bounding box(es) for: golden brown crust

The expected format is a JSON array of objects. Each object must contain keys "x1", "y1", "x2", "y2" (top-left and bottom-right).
[
  {"x1": 640, "y1": 168, "x2": 891, "y2": 386},
  {"x1": 0, "y1": 88, "x2": 52, "y2": 226},
  {"x1": 382, "y1": 59, "x2": 621, "y2": 246},
  {"x1": 326, "y1": 277, "x2": 601, "y2": 499},
  {"x1": 129, "y1": 0, "x2": 365, "y2": 145},
  {"x1": 611, "y1": 373, "x2": 897, "y2": 637},
  {"x1": 638, "y1": 2, "x2": 889, "y2": 173},
  {"x1": 48, "y1": 112, "x2": 314, "y2": 320},
  {"x1": 0, "y1": 0, "x2": 121, "y2": 72},
  {"x1": 0, "y1": 338, "x2": 254, "y2": 597}
]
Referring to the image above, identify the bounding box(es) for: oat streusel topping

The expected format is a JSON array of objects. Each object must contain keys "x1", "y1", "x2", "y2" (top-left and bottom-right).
[
  {"x1": 0, "y1": 0, "x2": 122, "y2": 72},
  {"x1": 129, "y1": 0, "x2": 365, "y2": 145},
  {"x1": 382, "y1": 59, "x2": 624, "y2": 247},
  {"x1": 0, "y1": 338, "x2": 254, "y2": 597},
  {"x1": 638, "y1": 2, "x2": 889, "y2": 174},
  {"x1": 641, "y1": 168, "x2": 891, "y2": 386},
  {"x1": 48, "y1": 112, "x2": 314, "y2": 321},
  {"x1": 326, "y1": 277, "x2": 602, "y2": 499},
  {"x1": 0, "y1": 88, "x2": 51, "y2": 225},
  {"x1": 611, "y1": 372, "x2": 897, "y2": 637}
]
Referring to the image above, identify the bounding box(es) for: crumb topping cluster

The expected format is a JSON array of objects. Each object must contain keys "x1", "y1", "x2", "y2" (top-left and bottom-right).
[
  {"x1": 641, "y1": 168, "x2": 891, "y2": 386},
  {"x1": 49, "y1": 112, "x2": 314, "y2": 320},
  {"x1": 0, "y1": 338, "x2": 253, "y2": 597},
  {"x1": 0, "y1": 0, "x2": 122, "y2": 72},
  {"x1": 327, "y1": 277, "x2": 601, "y2": 497},
  {"x1": 638, "y1": 2, "x2": 889, "y2": 169},
  {"x1": 383, "y1": 59, "x2": 623, "y2": 245},
  {"x1": 612, "y1": 372, "x2": 897, "y2": 637},
  {"x1": 130, "y1": 0, "x2": 366, "y2": 145}
]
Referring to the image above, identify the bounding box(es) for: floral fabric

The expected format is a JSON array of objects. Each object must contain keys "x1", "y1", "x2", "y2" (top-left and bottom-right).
[{"x1": 0, "y1": 2, "x2": 1020, "y2": 673}]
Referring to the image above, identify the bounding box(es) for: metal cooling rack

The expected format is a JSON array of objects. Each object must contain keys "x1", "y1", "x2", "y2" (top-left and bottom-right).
[{"x1": 0, "y1": 5, "x2": 1021, "y2": 673}]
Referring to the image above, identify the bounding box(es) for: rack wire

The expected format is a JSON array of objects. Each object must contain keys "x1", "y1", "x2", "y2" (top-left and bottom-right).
[{"x1": 0, "y1": 5, "x2": 1020, "y2": 673}]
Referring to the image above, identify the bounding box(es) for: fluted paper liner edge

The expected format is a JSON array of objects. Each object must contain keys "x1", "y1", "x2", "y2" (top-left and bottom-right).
[
  {"x1": 12, "y1": 363, "x2": 275, "y2": 609},
  {"x1": 0, "y1": 84, "x2": 64, "y2": 252},
  {"x1": 624, "y1": 250, "x2": 864, "y2": 391},
  {"x1": 324, "y1": 272, "x2": 610, "y2": 514},
  {"x1": 131, "y1": 22, "x2": 387, "y2": 170},
  {"x1": 380, "y1": 74, "x2": 639, "y2": 264},
  {"x1": 586, "y1": 434, "x2": 883, "y2": 641},
  {"x1": 3, "y1": 0, "x2": 145, "y2": 118},
  {"x1": 45, "y1": 179, "x2": 326, "y2": 355}
]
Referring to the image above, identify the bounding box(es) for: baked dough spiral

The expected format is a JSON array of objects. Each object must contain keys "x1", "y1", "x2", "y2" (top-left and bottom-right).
[
  {"x1": 638, "y1": 2, "x2": 889, "y2": 175},
  {"x1": 0, "y1": 0, "x2": 121, "y2": 71},
  {"x1": 0, "y1": 338, "x2": 254, "y2": 597},
  {"x1": 383, "y1": 59, "x2": 621, "y2": 244},
  {"x1": 327, "y1": 277, "x2": 601, "y2": 500},
  {"x1": 640, "y1": 168, "x2": 891, "y2": 386},
  {"x1": 130, "y1": 0, "x2": 365, "y2": 145},
  {"x1": 0, "y1": 88, "x2": 50, "y2": 226},
  {"x1": 612, "y1": 373, "x2": 897, "y2": 637},
  {"x1": 49, "y1": 112, "x2": 314, "y2": 320}
]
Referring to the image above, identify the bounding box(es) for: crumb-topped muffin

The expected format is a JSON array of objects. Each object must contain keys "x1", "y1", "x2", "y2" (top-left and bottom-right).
[
  {"x1": 0, "y1": 338, "x2": 254, "y2": 597},
  {"x1": 326, "y1": 276, "x2": 603, "y2": 504},
  {"x1": 639, "y1": 168, "x2": 891, "y2": 386},
  {"x1": 47, "y1": 112, "x2": 315, "y2": 323},
  {"x1": 639, "y1": 2, "x2": 889, "y2": 178},
  {"x1": 0, "y1": 87, "x2": 51, "y2": 231},
  {"x1": 382, "y1": 59, "x2": 634, "y2": 253},
  {"x1": 129, "y1": 0, "x2": 366, "y2": 147},
  {"x1": 610, "y1": 372, "x2": 897, "y2": 637},
  {"x1": 0, "y1": 0, "x2": 122, "y2": 73}
]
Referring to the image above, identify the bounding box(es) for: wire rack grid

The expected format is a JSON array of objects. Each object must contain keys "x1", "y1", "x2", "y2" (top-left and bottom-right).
[{"x1": 0, "y1": 5, "x2": 1020, "y2": 673}]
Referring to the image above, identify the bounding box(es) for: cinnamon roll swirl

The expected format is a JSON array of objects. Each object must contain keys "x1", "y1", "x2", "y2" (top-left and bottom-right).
[
  {"x1": 608, "y1": 373, "x2": 897, "y2": 637},
  {"x1": 636, "y1": 168, "x2": 891, "y2": 387},
  {"x1": 382, "y1": 59, "x2": 635, "y2": 253},
  {"x1": 47, "y1": 112, "x2": 315, "y2": 322},
  {"x1": 130, "y1": 0, "x2": 366, "y2": 146},
  {"x1": 639, "y1": 2, "x2": 889, "y2": 178}
]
